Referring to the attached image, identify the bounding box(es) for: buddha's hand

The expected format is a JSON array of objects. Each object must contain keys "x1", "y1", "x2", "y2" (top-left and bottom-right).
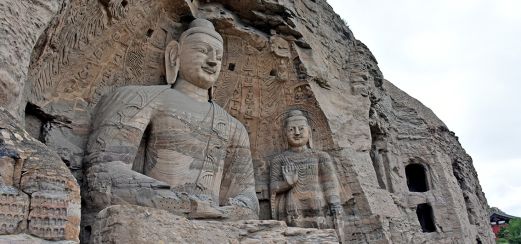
[
  {"x1": 330, "y1": 203, "x2": 343, "y2": 216},
  {"x1": 282, "y1": 163, "x2": 298, "y2": 186}
]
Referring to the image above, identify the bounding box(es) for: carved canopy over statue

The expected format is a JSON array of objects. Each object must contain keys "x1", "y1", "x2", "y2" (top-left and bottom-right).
[{"x1": 84, "y1": 18, "x2": 258, "y2": 220}]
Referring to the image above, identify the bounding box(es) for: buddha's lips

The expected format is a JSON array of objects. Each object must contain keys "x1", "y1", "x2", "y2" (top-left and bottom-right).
[{"x1": 202, "y1": 66, "x2": 216, "y2": 74}]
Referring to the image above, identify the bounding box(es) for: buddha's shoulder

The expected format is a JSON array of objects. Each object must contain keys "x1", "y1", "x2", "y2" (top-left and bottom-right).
[
  {"x1": 96, "y1": 85, "x2": 170, "y2": 112},
  {"x1": 308, "y1": 148, "x2": 328, "y2": 155},
  {"x1": 287, "y1": 149, "x2": 330, "y2": 159},
  {"x1": 311, "y1": 149, "x2": 332, "y2": 161},
  {"x1": 117, "y1": 85, "x2": 197, "y2": 106},
  {"x1": 103, "y1": 85, "x2": 171, "y2": 104},
  {"x1": 112, "y1": 85, "x2": 171, "y2": 94},
  {"x1": 212, "y1": 103, "x2": 246, "y2": 128}
]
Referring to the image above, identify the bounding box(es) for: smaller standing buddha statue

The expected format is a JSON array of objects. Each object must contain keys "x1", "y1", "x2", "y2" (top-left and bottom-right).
[{"x1": 270, "y1": 109, "x2": 343, "y2": 229}]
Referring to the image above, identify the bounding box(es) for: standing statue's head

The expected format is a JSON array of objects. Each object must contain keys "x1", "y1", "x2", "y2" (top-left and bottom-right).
[
  {"x1": 165, "y1": 18, "x2": 223, "y2": 89},
  {"x1": 284, "y1": 110, "x2": 312, "y2": 148}
]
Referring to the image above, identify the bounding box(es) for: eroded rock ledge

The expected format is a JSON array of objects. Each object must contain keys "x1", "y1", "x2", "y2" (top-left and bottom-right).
[{"x1": 90, "y1": 205, "x2": 339, "y2": 244}]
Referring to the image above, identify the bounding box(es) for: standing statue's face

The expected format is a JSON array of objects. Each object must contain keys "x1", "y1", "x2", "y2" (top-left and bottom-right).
[
  {"x1": 285, "y1": 119, "x2": 310, "y2": 148},
  {"x1": 178, "y1": 33, "x2": 223, "y2": 89}
]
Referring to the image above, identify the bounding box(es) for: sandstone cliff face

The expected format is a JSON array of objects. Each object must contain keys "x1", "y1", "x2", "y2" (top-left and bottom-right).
[
  {"x1": 0, "y1": 0, "x2": 493, "y2": 243},
  {"x1": 0, "y1": 0, "x2": 64, "y2": 119}
]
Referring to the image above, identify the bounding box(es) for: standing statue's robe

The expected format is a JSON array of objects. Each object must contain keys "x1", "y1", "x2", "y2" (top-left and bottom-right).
[{"x1": 270, "y1": 149, "x2": 341, "y2": 228}]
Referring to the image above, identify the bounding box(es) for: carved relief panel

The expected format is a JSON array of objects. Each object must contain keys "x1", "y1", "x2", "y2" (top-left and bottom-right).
[
  {"x1": 26, "y1": 0, "x2": 191, "y2": 177},
  {"x1": 213, "y1": 33, "x2": 336, "y2": 211},
  {"x1": 26, "y1": 0, "x2": 345, "y2": 223}
]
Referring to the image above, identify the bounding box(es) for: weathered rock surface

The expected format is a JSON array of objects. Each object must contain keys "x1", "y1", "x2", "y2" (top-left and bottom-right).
[
  {"x1": 90, "y1": 205, "x2": 338, "y2": 244},
  {"x1": 0, "y1": 0, "x2": 64, "y2": 119},
  {"x1": 0, "y1": 107, "x2": 80, "y2": 241},
  {"x1": 0, "y1": 234, "x2": 76, "y2": 244},
  {"x1": 0, "y1": 0, "x2": 494, "y2": 243}
]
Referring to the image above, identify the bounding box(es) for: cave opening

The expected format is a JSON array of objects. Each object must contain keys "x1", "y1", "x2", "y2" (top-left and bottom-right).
[
  {"x1": 405, "y1": 163, "x2": 429, "y2": 192},
  {"x1": 416, "y1": 203, "x2": 436, "y2": 232}
]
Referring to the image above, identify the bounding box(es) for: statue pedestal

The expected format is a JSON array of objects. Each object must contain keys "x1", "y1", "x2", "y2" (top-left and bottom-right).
[
  {"x1": 0, "y1": 233, "x2": 76, "y2": 244},
  {"x1": 90, "y1": 205, "x2": 339, "y2": 243}
]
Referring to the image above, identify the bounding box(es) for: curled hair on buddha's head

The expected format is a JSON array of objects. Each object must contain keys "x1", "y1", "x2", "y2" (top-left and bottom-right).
[
  {"x1": 179, "y1": 18, "x2": 223, "y2": 45},
  {"x1": 283, "y1": 109, "x2": 309, "y2": 128}
]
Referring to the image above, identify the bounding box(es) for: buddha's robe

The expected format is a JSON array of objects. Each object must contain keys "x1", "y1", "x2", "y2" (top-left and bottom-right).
[{"x1": 86, "y1": 85, "x2": 258, "y2": 214}]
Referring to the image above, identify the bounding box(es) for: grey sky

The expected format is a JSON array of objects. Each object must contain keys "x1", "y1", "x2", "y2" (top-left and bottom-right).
[{"x1": 327, "y1": 0, "x2": 521, "y2": 216}]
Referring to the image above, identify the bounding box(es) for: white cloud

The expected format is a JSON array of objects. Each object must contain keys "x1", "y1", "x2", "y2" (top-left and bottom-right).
[
  {"x1": 403, "y1": 30, "x2": 459, "y2": 65},
  {"x1": 327, "y1": 0, "x2": 521, "y2": 216},
  {"x1": 494, "y1": 0, "x2": 521, "y2": 22},
  {"x1": 476, "y1": 158, "x2": 521, "y2": 216}
]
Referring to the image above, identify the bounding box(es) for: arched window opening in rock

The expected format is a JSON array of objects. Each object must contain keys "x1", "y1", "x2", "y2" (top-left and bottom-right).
[
  {"x1": 405, "y1": 163, "x2": 429, "y2": 192},
  {"x1": 416, "y1": 203, "x2": 436, "y2": 232}
]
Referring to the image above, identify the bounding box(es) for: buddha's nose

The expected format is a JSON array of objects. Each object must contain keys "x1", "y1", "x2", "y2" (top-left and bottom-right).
[
  {"x1": 206, "y1": 60, "x2": 217, "y2": 67},
  {"x1": 294, "y1": 128, "x2": 301, "y2": 135},
  {"x1": 207, "y1": 51, "x2": 217, "y2": 67},
  {"x1": 207, "y1": 59, "x2": 217, "y2": 67}
]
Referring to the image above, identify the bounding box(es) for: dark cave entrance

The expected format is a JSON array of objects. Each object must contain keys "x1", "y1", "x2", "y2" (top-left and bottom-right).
[
  {"x1": 405, "y1": 163, "x2": 429, "y2": 192},
  {"x1": 416, "y1": 203, "x2": 436, "y2": 232}
]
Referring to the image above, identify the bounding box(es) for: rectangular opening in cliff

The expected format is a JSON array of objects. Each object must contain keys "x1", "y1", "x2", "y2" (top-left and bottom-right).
[
  {"x1": 416, "y1": 203, "x2": 436, "y2": 233},
  {"x1": 406, "y1": 163, "x2": 429, "y2": 192}
]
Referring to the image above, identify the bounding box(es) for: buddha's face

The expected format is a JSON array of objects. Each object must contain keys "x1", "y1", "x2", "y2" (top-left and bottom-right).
[
  {"x1": 285, "y1": 119, "x2": 310, "y2": 148},
  {"x1": 178, "y1": 33, "x2": 223, "y2": 89}
]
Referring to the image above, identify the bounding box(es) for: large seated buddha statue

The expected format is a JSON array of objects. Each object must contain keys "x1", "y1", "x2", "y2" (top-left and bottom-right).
[{"x1": 84, "y1": 18, "x2": 258, "y2": 220}]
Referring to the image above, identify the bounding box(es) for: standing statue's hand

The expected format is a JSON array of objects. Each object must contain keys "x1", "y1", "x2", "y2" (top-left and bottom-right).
[
  {"x1": 282, "y1": 163, "x2": 298, "y2": 186},
  {"x1": 330, "y1": 203, "x2": 343, "y2": 216}
]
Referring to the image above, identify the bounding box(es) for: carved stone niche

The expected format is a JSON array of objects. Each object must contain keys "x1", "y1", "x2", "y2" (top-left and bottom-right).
[
  {"x1": 82, "y1": 19, "x2": 259, "y2": 241},
  {"x1": 269, "y1": 109, "x2": 346, "y2": 242}
]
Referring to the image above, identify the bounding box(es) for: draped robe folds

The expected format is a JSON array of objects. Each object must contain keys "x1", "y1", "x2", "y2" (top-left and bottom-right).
[
  {"x1": 270, "y1": 149, "x2": 341, "y2": 228},
  {"x1": 85, "y1": 85, "x2": 259, "y2": 214}
]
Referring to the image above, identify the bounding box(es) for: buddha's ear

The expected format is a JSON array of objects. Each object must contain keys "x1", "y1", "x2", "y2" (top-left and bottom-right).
[
  {"x1": 307, "y1": 126, "x2": 313, "y2": 149},
  {"x1": 165, "y1": 40, "x2": 180, "y2": 85}
]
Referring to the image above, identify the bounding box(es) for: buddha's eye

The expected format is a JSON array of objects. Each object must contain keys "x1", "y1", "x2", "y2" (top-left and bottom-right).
[
  {"x1": 216, "y1": 56, "x2": 222, "y2": 61},
  {"x1": 195, "y1": 47, "x2": 207, "y2": 53}
]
